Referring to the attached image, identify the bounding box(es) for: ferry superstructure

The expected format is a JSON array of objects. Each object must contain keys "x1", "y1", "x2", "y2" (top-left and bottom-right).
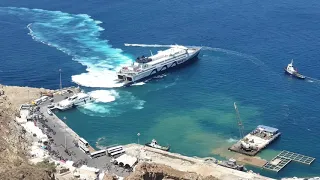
[{"x1": 117, "y1": 45, "x2": 201, "y2": 85}]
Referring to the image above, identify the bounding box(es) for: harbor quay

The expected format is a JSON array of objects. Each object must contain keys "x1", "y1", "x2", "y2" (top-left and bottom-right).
[
  {"x1": 15, "y1": 86, "x2": 277, "y2": 179},
  {"x1": 19, "y1": 87, "x2": 131, "y2": 178}
]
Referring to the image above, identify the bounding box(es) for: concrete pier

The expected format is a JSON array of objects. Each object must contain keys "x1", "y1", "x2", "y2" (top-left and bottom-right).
[{"x1": 32, "y1": 88, "x2": 131, "y2": 177}]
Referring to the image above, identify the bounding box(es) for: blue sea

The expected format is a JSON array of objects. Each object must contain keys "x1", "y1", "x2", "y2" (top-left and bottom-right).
[{"x1": 1, "y1": 0, "x2": 320, "y2": 178}]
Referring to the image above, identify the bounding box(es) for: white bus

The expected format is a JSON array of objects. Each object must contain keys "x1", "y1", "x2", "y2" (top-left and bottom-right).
[
  {"x1": 40, "y1": 96, "x2": 49, "y2": 102},
  {"x1": 110, "y1": 149, "x2": 125, "y2": 157},
  {"x1": 34, "y1": 98, "x2": 42, "y2": 105},
  {"x1": 78, "y1": 137, "x2": 89, "y2": 147},
  {"x1": 106, "y1": 146, "x2": 123, "y2": 155},
  {"x1": 80, "y1": 145, "x2": 90, "y2": 154},
  {"x1": 90, "y1": 149, "x2": 106, "y2": 159}
]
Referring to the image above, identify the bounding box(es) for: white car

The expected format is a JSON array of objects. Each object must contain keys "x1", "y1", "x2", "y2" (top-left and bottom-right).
[
  {"x1": 47, "y1": 109, "x2": 53, "y2": 116},
  {"x1": 47, "y1": 104, "x2": 55, "y2": 109}
]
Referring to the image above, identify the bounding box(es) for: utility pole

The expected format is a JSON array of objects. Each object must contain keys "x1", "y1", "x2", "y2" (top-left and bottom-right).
[
  {"x1": 59, "y1": 69, "x2": 62, "y2": 94},
  {"x1": 27, "y1": 82, "x2": 30, "y2": 103},
  {"x1": 137, "y1": 132, "x2": 140, "y2": 144},
  {"x1": 234, "y1": 102, "x2": 245, "y2": 139},
  {"x1": 63, "y1": 116, "x2": 67, "y2": 150}
]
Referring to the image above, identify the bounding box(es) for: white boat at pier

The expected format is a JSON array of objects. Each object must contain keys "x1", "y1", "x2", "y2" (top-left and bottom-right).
[{"x1": 55, "y1": 93, "x2": 93, "y2": 111}]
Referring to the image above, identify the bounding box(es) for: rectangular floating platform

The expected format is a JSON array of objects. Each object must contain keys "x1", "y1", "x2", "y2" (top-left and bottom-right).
[
  {"x1": 228, "y1": 125, "x2": 281, "y2": 156},
  {"x1": 263, "y1": 150, "x2": 315, "y2": 172}
]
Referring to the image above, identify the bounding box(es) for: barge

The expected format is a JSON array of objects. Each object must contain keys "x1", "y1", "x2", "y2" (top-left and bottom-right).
[{"x1": 228, "y1": 125, "x2": 281, "y2": 156}]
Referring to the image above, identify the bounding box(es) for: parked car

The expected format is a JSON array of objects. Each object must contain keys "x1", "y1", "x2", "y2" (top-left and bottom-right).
[
  {"x1": 47, "y1": 109, "x2": 53, "y2": 116},
  {"x1": 47, "y1": 104, "x2": 55, "y2": 109}
]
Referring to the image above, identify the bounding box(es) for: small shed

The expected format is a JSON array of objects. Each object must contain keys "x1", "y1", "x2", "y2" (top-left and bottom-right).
[
  {"x1": 257, "y1": 125, "x2": 279, "y2": 135},
  {"x1": 114, "y1": 154, "x2": 138, "y2": 168}
]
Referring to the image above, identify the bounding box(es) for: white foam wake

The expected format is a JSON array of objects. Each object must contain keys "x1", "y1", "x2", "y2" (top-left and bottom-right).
[
  {"x1": 89, "y1": 90, "x2": 119, "y2": 103},
  {"x1": 95, "y1": 137, "x2": 108, "y2": 150},
  {"x1": 1, "y1": 7, "x2": 133, "y2": 88},
  {"x1": 1, "y1": 7, "x2": 147, "y2": 116},
  {"x1": 78, "y1": 90, "x2": 145, "y2": 117},
  {"x1": 227, "y1": 138, "x2": 238, "y2": 143},
  {"x1": 124, "y1": 43, "x2": 177, "y2": 48},
  {"x1": 132, "y1": 82, "x2": 146, "y2": 86},
  {"x1": 201, "y1": 47, "x2": 265, "y2": 66}
]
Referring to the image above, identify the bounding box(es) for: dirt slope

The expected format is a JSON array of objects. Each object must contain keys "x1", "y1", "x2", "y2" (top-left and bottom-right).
[{"x1": 0, "y1": 85, "x2": 54, "y2": 180}]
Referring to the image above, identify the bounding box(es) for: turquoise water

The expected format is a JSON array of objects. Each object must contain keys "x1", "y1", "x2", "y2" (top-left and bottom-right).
[{"x1": 1, "y1": 0, "x2": 320, "y2": 178}]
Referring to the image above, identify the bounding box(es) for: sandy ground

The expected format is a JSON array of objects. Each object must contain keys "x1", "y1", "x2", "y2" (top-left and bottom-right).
[
  {"x1": 125, "y1": 144, "x2": 275, "y2": 180},
  {"x1": 0, "y1": 85, "x2": 56, "y2": 179},
  {"x1": 0, "y1": 85, "x2": 52, "y2": 110}
]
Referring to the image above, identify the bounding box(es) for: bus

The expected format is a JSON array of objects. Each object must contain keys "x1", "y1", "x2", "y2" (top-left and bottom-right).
[
  {"x1": 90, "y1": 149, "x2": 106, "y2": 159},
  {"x1": 110, "y1": 149, "x2": 125, "y2": 157},
  {"x1": 80, "y1": 145, "x2": 90, "y2": 154},
  {"x1": 78, "y1": 137, "x2": 89, "y2": 147},
  {"x1": 106, "y1": 146, "x2": 123, "y2": 155}
]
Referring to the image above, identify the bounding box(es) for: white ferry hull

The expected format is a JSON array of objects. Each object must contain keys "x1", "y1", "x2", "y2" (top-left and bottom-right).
[
  {"x1": 55, "y1": 104, "x2": 73, "y2": 111},
  {"x1": 74, "y1": 97, "x2": 93, "y2": 106},
  {"x1": 117, "y1": 47, "x2": 201, "y2": 86},
  {"x1": 55, "y1": 96, "x2": 93, "y2": 111}
]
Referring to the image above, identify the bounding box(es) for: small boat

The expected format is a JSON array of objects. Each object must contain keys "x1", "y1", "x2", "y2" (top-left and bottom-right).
[
  {"x1": 145, "y1": 139, "x2": 170, "y2": 151},
  {"x1": 215, "y1": 158, "x2": 247, "y2": 172},
  {"x1": 284, "y1": 59, "x2": 306, "y2": 79}
]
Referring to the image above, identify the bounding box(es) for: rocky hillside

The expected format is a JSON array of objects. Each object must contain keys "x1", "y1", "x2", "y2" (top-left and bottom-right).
[
  {"x1": 0, "y1": 85, "x2": 54, "y2": 180},
  {"x1": 125, "y1": 162, "x2": 219, "y2": 180}
]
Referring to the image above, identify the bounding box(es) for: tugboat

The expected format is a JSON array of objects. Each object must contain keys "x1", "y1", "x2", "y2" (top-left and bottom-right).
[
  {"x1": 145, "y1": 139, "x2": 170, "y2": 151},
  {"x1": 284, "y1": 59, "x2": 306, "y2": 79}
]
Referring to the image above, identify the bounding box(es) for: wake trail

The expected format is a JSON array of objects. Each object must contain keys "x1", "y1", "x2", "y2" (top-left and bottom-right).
[
  {"x1": 305, "y1": 76, "x2": 320, "y2": 83},
  {"x1": 0, "y1": 7, "x2": 148, "y2": 116},
  {"x1": 125, "y1": 43, "x2": 175, "y2": 48},
  {"x1": 124, "y1": 43, "x2": 265, "y2": 66},
  {"x1": 1, "y1": 7, "x2": 133, "y2": 88},
  {"x1": 201, "y1": 47, "x2": 265, "y2": 66}
]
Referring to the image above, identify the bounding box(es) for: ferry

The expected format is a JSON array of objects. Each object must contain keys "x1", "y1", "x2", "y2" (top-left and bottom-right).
[
  {"x1": 55, "y1": 93, "x2": 93, "y2": 111},
  {"x1": 284, "y1": 60, "x2": 306, "y2": 79},
  {"x1": 145, "y1": 139, "x2": 170, "y2": 151},
  {"x1": 117, "y1": 45, "x2": 201, "y2": 85}
]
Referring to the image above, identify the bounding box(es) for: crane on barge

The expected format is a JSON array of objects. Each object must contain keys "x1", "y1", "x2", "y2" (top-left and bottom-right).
[{"x1": 234, "y1": 102, "x2": 245, "y2": 139}]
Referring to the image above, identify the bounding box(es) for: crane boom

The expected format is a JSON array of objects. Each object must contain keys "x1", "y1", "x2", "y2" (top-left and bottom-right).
[{"x1": 234, "y1": 102, "x2": 245, "y2": 139}]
